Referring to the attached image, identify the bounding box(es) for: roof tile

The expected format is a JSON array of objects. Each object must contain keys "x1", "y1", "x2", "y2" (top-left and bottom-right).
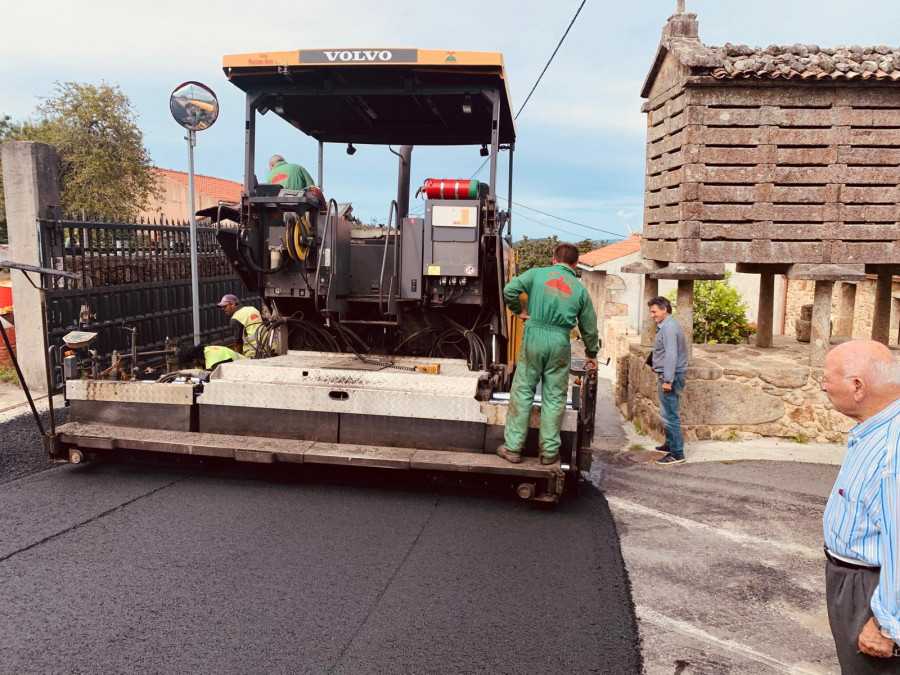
[
  {"x1": 154, "y1": 168, "x2": 242, "y2": 203},
  {"x1": 578, "y1": 236, "x2": 642, "y2": 268}
]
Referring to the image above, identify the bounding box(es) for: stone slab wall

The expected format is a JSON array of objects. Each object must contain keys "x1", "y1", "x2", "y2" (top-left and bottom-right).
[
  {"x1": 642, "y1": 83, "x2": 900, "y2": 266},
  {"x1": 784, "y1": 278, "x2": 900, "y2": 344},
  {"x1": 615, "y1": 337, "x2": 863, "y2": 444}
]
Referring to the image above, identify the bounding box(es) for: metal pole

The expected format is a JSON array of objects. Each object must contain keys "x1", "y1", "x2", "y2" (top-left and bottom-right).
[
  {"x1": 187, "y1": 128, "x2": 201, "y2": 345},
  {"x1": 318, "y1": 141, "x2": 324, "y2": 189},
  {"x1": 0, "y1": 320, "x2": 44, "y2": 435}
]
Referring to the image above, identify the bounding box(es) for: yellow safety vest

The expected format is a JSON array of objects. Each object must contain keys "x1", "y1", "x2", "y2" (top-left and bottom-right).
[
  {"x1": 204, "y1": 345, "x2": 245, "y2": 370},
  {"x1": 232, "y1": 306, "x2": 263, "y2": 357}
]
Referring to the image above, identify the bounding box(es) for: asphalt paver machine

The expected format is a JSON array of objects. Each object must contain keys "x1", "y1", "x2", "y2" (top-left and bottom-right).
[{"x1": 56, "y1": 48, "x2": 598, "y2": 501}]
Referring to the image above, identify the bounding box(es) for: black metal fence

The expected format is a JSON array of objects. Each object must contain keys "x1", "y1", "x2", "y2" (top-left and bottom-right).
[{"x1": 39, "y1": 217, "x2": 256, "y2": 365}]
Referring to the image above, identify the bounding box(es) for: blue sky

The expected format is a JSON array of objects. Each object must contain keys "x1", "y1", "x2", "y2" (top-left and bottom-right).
[{"x1": 2, "y1": 1, "x2": 899, "y2": 242}]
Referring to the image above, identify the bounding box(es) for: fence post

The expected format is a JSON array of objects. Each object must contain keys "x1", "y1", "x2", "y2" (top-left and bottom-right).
[{"x1": 0, "y1": 142, "x2": 61, "y2": 392}]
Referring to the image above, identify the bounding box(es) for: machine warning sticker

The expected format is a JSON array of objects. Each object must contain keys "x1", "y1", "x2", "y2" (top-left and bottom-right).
[
  {"x1": 432, "y1": 205, "x2": 477, "y2": 228},
  {"x1": 465, "y1": 265, "x2": 475, "y2": 276},
  {"x1": 427, "y1": 265, "x2": 441, "y2": 276}
]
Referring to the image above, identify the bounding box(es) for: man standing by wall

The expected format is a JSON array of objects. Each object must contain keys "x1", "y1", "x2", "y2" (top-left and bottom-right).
[
  {"x1": 821, "y1": 339, "x2": 900, "y2": 672},
  {"x1": 217, "y1": 294, "x2": 262, "y2": 358},
  {"x1": 648, "y1": 296, "x2": 688, "y2": 466},
  {"x1": 496, "y1": 242, "x2": 599, "y2": 466}
]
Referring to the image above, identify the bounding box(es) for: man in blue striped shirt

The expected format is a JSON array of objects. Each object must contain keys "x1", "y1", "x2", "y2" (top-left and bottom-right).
[{"x1": 822, "y1": 339, "x2": 900, "y2": 671}]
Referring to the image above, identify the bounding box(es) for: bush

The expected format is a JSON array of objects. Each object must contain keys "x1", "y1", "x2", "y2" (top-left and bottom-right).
[{"x1": 671, "y1": 271, "x2": 749, "y2": 345}]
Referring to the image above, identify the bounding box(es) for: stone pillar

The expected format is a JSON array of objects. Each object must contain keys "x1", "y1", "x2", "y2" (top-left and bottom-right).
[
  {"x1": 872, "y1": 274, "x2": 892, "y2": 345},
  {"x1": 833, "y1": 282, "x2": 857, "y2": 338},
  {"x1": 756, "y1": 273, "x2": 775, "y2": 348},
  {"x1": 676, "y1": 279, "x2": 694, "y2": 364},
  {"x1": 810, "y1": 280, "x2": 834, "y2": 367},
  {"x1": 641, "y1": 276, "x2": 659, "y2": 347},
  {"x1": 0, "y1": 142, "x2": 60, "y2": 392}
]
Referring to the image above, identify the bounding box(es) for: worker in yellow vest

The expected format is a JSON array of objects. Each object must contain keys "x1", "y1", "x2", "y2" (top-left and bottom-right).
[
  {"x1": 216, "y1": 294, "x2": 262, "y2": 357},
  {"x1": 179, "y1": 344, "x2": 245, "y2": 370}
]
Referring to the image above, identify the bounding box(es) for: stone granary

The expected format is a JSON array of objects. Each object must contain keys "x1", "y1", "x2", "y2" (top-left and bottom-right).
[{"x1": 625, "y1": 4, "x2": 900, "y2": 368}]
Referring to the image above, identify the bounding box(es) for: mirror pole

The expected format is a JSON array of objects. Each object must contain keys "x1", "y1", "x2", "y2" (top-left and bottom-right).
[
  {"x1": 187, "y1": 128, "x2": 201, "y2": 345},
  {"x1": 318, "y1": 141, "x2": 324, "y2": 189}
]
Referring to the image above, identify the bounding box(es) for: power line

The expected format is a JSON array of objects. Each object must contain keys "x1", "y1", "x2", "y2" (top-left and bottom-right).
[
  {"x1": 513, "y1": 210, "x2": 609, "y2": 241},
  {"x1": 470, "y1": 0, "x2": 587, "y2": 180},
  {"x1": 502, "y1": 197, "x2": 629, "y2": 239},
  {"x1": 515, "y1": 0, "x2": 587, "y2": 121}
]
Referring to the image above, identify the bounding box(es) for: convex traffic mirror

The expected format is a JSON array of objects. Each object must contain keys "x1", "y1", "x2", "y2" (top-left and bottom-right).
[{"x1": 169, "y1": 81, "x2": 219, "y2": 131}]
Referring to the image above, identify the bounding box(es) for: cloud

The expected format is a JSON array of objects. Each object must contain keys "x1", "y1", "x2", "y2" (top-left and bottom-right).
[{"x1": 616, "y1": 210, "x2": 636, "y2": 219}]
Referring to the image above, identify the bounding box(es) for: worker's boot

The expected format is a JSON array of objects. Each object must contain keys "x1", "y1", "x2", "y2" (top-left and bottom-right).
[
  {"x1": 496, "y1": 444, "x2": 523, "y2": 464},
  {"x1": 540, "y1": 454, "x2": 560, "y2": 466}
]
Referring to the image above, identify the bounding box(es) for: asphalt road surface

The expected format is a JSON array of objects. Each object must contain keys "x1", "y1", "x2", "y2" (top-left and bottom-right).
[{"x1": 0, "y1": 411, "x2": 641, "y2": 674}]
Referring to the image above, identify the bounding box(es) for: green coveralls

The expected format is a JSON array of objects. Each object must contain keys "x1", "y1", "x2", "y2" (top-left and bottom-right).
[
  {"x1": 503, "y1": 264, "x2": 599, "y2": 459},
  {"x1": 265, "y1": 161, "x2": 314, "y2": 191}
]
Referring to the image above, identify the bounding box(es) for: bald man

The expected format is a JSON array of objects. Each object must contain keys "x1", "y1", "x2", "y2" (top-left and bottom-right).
[{"x1": 821, "y1": 339, "x2": 900, "y2": 672}]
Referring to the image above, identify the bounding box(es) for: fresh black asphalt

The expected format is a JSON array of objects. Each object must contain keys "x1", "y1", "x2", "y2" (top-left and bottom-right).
[{"x1": 0, "y1": 410, "x2": 641, "y2": 674}]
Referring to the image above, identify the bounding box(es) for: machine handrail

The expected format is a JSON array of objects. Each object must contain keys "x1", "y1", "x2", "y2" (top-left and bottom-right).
[
  {"x1": 315, "y1": 199, "x2": 339, "y2": 316},
  {"x1": 378, "y1": 200, "x2": 399, "y2": 316}
]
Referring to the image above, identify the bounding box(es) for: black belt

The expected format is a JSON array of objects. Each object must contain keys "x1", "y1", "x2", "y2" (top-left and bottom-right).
[{"x1": 824, "y1": 546, "x2": 880, "y2": 571}]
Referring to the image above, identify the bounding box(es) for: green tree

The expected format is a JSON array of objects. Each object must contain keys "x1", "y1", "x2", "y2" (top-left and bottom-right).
[
  {"x1": 0, "y1": 82, "x2": 160, "y2": 221},
  {"x1": 514, "y1": 235, "x2": 604, "y2": 274},
  {"x1": 672, "y1": 271, "x2": 750, "y2": 344}
]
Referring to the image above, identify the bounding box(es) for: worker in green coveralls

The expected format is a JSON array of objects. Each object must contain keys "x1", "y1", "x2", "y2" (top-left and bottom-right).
[
  {"x1": 264, "y1": 154, "x2": 315, "y2": 191},
  {"x1": 179, "y1": 344, "x2": 245, "y2": 370},
  {"x1": 496, "y1": 242, "x2": 599, "y2": 465}
]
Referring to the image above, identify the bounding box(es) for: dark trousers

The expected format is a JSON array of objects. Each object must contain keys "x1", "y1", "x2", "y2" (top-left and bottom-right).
[{"x1": 826, "y1": 560, "x2": 900, "y2": 673}]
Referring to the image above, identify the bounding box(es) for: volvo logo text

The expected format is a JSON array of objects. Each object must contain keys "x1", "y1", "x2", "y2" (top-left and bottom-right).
[{"x1": 324, "y1": 50, "x2": 393, "y2": 62}]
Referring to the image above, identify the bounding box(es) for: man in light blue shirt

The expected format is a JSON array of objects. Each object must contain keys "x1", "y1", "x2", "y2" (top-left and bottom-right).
[
  {"x1": 822, "y1": 339, "x2": 900, "y2": 671},
  {"x1": 648, "y1": 296, "x2": 688, "y2": 465}
]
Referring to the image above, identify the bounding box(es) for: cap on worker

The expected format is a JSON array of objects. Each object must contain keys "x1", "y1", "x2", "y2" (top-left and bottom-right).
[{"x1": 217, "y1": 294, "x2": 240, "y2": 307}]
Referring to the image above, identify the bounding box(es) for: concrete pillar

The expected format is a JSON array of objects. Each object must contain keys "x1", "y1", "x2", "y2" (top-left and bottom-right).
[
  {"x1": 0, "y1": 142, "x2": 60, "y2": 392},
  {"x1": 756, "y1": 273, "x2": 775, "y2": 348},
  {"x1": 872, "y1": 274, "x2": 892, "y2": 345},
  {"x1": 810, "y1": 279, "x2": 834, "y2": 367},
  {"x1": 676, "y1": 279, "x2": 694, "y2": 364},
  {"x1": 640, "y1": 276, "x2": 659, "y2": 347}
]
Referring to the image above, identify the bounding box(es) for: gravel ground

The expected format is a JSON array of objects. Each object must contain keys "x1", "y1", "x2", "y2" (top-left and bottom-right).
[{"x1": 0, "y1": 404, "x2": 64, "y2": 485}]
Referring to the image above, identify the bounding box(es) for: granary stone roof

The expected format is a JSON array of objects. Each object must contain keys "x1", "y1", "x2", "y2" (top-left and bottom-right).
[{"x1": 642, "y1": 12, "x2": 900, "y2": 97}]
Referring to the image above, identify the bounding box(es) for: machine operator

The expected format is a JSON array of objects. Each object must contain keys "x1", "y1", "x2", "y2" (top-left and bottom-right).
[{"x1": 496, "y1": 242, "x2": 599, "y2": 465}]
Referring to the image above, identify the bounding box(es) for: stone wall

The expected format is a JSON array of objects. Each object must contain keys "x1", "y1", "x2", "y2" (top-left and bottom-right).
[
  {"x1": 784, "y1": 278, "x2": 900, "y2": 344},
  {"x1": 615, "y1": 335, "x2": 864, "y2": 444}
]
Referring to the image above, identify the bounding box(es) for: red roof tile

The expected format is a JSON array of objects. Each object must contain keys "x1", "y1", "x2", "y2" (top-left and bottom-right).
[
  {"x1": 154, "y1": 168, "x2": 243, "y2": 203},
  {"x1": 578, "y1": 236, "x2": 642, "y2": 268}
]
